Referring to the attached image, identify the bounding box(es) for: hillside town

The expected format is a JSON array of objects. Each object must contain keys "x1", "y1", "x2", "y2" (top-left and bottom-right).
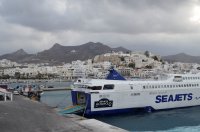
[{"x1": 0, "y1": 51, "x2": 200, "y2": 80}]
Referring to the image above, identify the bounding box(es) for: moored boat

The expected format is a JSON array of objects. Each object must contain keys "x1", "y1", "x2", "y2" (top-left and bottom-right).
[{"x1": 71, "y1": 68, "x2": 200, "y2": 116}]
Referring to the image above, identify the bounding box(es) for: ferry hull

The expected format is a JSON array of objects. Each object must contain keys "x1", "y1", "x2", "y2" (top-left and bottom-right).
[{"x1": 72, "y1": 88, "x2": 200, "y2": 116}]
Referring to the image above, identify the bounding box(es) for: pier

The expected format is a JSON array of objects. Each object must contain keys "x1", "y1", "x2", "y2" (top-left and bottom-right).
[
  {"x1": 41, "y1": 87, "x2": 71, "y2": 91},
  {"x1": 0, "y1": 95, "x2": 127, "y2": 132}
]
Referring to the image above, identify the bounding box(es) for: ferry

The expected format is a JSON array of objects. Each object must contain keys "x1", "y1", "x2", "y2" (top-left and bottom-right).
[{"x1": 70, "y1": 68, "x2": 200, "y2": 116}]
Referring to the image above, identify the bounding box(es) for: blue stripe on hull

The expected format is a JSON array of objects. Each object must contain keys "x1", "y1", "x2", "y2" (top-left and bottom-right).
[
  {"x1": 84, "y1": 105, "x2": 200, "y2": 117},
  {"x1": 86, "y1": 108, "x2": 133, "y2": 115},
  {"x1": 84, "y1": 108, "x2": 146, "y2": 117}
]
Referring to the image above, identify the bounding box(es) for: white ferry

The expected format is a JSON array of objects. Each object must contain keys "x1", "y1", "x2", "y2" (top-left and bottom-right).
[{"x1": 70, "y1": 69, "x2": 200, "y2": 116}]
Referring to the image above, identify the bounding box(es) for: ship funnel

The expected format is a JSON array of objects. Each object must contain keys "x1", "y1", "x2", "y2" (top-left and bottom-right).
[{"x1": 106, "y1": 67, "x2": 126, "y2": 80}]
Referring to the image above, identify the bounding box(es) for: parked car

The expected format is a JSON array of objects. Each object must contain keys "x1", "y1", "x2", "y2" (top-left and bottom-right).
[
  {"x1": 48, "y1": 86, "x2": 54, "y2": 88},
  {"x1": 13, "y1": 90, "x2": 19, "y2": 95}
]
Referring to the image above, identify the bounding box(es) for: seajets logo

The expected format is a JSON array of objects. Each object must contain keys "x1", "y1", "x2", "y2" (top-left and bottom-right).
[
  {"x1": 155, "y1": 93, "x2": 193, "y2": 103},
  {"x1": 94, "y1": 98, "x2": 113, "y2": 108}
]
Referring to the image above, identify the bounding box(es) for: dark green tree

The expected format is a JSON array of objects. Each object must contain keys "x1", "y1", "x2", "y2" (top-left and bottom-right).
[
  {"x1": 120, "y1": 57, "x2": 125, "y2": 61},
  {"x1": 128, "y1": 63, "x2": 135, "y2": 68},
  {"x1": 145, "y1": 65, "x2": 153, "y2": 69},
  {"x1": 36, "y1": 72, "x2": 42, "y2": 79},
  {"x1": 152, "y1": 56, "x2": 159, "y2": 61},
  {"x1": 144, "y1": 51, "x2": 150, "y2": 57},
  {"x1": 14, "y1": 72, "x2": 21, "y2": 79}
]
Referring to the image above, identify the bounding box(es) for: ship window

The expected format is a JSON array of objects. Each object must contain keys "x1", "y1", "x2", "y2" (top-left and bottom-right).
[
  {"x1": 184, "y1": 84, "x2": 186, "y2": 87},
  {"x1": 88, "y1": 86, "x2": 102, "y2": 90},
  {"x1": 155, "y1": 85, "x2": 157, "y2": 88},
  {"x1": 152, "y1": 85, "x2": 154, "y2": 88},
  {"x1": 164, "y1": 85, "x2": 166, "y2": 88},
  {"x1": 170, "y1": 85, "x2": 172, "y2": 88},
  {"x1": 197, "y1": 84, "x2": 199, "y2": 87},
  {"x1": 103, "y1": 84, "x2": 114, "y2": 90},
  {"x1": 189, "y1": 84, "x2": 191, "y2": 87}
]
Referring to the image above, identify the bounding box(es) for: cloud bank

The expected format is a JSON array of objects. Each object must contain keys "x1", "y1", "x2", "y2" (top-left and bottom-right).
[{"x1": 0, "y1": 0, "x2": 200, "y2": 55}]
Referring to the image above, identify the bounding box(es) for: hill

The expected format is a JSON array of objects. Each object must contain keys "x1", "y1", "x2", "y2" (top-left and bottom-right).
[
  {"x1": 0, "y1": 42, "x2": 130, "y2": 64},
  {"x1": 162, "y1": 53, "x2": 200, "y2": 64}
]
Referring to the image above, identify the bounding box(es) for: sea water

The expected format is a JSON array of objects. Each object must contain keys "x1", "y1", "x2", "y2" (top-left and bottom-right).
[{"x1": 9, "y1": 81, "x2": 200, "y2": 132}]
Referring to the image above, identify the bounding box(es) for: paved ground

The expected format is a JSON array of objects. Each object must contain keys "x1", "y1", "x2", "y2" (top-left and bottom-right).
[
  {"x1": 0, "y1": 96, "x2": 91, "y2": 132},
  {"x1": 0, "y1": 95, "x2": 127, "y2": 132}
]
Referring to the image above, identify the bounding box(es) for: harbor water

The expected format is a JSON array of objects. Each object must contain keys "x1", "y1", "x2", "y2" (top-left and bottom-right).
[{"x1": 8, "y1": 81, "x2": 200, "y2": 132}]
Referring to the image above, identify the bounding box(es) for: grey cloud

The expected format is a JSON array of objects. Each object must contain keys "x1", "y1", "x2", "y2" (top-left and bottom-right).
[
  {"x1": 0, "y1": 0, "x2": 85, "y2": 31},
  {"x1": 1, "y1": 0, "x2": 200, "y2": 56},
  {"x1": 0, "y1": 0, "x2": 199, "y2": 34}
]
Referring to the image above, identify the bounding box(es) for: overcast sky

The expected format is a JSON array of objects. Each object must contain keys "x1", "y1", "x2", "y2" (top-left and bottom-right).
[{"x1": 1, "y1": 0, "x2": 200, "y2": 55}]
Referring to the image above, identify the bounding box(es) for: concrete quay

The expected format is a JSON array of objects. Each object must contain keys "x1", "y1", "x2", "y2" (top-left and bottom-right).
[{"x1": 0, "y1": 96, "x2": 127, "y2": 132}]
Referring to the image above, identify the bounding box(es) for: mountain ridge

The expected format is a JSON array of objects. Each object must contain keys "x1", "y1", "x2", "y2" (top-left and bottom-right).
[
  {"x1": 0, "y1": 42, "x2": 130, "y2": 64},
  {"x1": 162, "y1": 53, "x2": 200, "y2": 64}
]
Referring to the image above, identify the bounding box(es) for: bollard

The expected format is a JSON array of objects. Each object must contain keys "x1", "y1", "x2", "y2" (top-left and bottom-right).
[{"x1": 4, "y1": 93, "x2": 6, "y2": 101}]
